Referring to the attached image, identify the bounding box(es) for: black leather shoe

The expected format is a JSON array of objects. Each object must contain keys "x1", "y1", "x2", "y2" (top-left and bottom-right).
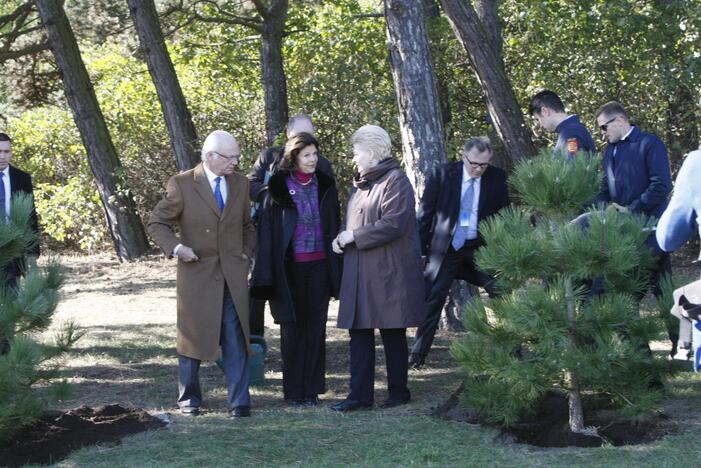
[
  {"x1": 330, "y1": 399, "x2": 373, "y2": 412},
  {"x1": 231, "y1": 406, "x2": 251, "y2": 418},
  {"x1": 380, "y1": 397, "x2": 410, "y2": 409},
  {"x1": 180, "y1": 406, "x2": 199, "y2": 416},
  {"x1": 408, "y1": 353, "x2": 425, "y2": 370}
]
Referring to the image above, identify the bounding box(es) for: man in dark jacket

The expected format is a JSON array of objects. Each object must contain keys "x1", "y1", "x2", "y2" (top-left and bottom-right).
[
  {"x1": 247, "y1": 114, "x2": 334, "y2": 336},
  {"x1": 409, "y1": 137, "x2": 510, "y2": 368},
  {"x1": 1, "y1": 132, "x2": 40, "y2": 356},
  {"x1": 594, "y1": 101, "x2": 676, "y2": 353},
  {"x1": 0, "y1": 132, "x2": 40, "y2": 286},
  {"x1": 529, "y1": 90, "x2": 597, "y2": 159}
]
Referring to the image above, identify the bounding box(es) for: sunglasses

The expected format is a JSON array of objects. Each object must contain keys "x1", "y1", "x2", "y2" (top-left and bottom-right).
[{"x1": 599, "y1": 116, "x2": 617, "y2": 132}]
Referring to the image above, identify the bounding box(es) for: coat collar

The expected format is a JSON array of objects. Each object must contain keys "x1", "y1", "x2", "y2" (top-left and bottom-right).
[{"x1": 193, "y1": 162, "x2": 236, "y2": 218}]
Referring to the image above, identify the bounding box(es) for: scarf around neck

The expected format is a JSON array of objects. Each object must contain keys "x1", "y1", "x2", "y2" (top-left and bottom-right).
[{"x1": 353, "y1": 157, "x2": 400, "y2": 190}]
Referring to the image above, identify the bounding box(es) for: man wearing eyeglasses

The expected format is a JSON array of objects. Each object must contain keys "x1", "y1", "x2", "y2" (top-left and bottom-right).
[
  {"x1": 529, "y1": 90, "x2": 596, "y2": 159},
  {"x1": 149, "y1": 130, "x2": 256, "y2": 418},
  {"x1": 409, "y1": 137, "x2": 510, "y2": 369},
  {"x1": 594, "y1": 101, "x2": 676, "y2": 354}
]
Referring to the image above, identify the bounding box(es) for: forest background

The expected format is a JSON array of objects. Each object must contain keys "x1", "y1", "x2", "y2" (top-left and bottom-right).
[{"x1": 0, "y1": 0, "x2": 700, "y2": 255}]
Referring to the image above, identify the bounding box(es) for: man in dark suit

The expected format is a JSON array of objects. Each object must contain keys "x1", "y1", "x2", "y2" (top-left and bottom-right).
[
  {"x1": 409, "y1": 137, "x2": 510, "y2": 369},
  {"x1": 0, "y1": 132, "x2": 40, "y2": 286}
]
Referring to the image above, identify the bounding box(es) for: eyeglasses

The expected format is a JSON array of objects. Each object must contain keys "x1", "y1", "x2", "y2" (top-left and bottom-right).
[
  {"x1": 599, "y1": 116, "x2": 617, "y2": 132},
  {"x1": 464, "y1": 156, "x2": 489, "y2": 168},
  {"x1": 213, "y1": 151, "x2": 240, "y2": 161}
]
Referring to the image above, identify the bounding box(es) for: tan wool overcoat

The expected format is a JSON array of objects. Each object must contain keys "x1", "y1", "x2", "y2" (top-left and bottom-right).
[{"x1": 148, "y1": 164, "x2": 256, "y2": 361}]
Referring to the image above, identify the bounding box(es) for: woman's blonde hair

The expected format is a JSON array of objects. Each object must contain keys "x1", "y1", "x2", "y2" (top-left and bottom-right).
[{"x1": 350, "y1": 125, "x2": 392, "y2": 163}]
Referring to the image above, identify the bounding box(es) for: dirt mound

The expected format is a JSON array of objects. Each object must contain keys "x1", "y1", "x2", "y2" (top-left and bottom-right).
[
  {"x1": 434, "y1": 386, "x2": 673, "y2": 448},
  {"x1": 0, "y1": 404, "x2": 166, "y2": 466}
]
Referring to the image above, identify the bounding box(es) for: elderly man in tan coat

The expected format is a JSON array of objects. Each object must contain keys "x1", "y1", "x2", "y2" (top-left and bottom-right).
[{"x1": 149, "y1": 130, "x2": 256, "y2": 418}]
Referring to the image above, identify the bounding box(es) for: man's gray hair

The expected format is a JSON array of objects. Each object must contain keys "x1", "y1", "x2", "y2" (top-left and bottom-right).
[
  {"x1": 200, "y1": 130, "x2": 236, "y2": 161},
  {"x1": 463, "y1": 136, "x2": 492, "y2": 155},
  {"x1": 350, "y1": 124, "x2": 392, "y2": 162},
  {"x1": 287, "y1": 114, "x2": 314, "y2": 132}
]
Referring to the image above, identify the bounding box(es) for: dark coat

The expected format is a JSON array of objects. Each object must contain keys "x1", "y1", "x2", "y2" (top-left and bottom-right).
[
  {"x1": 337, "y1": 159, "x2": 425, "y2": 330},
  {"x1": 3, "y1": 165, "x2": 40, "y2": 280},
  {"x1": 419, "y1": 162, "x2": 510, "y2": 284},
  {"x1": 251, "y1": 169, "x2": 342, "y2": 323},
  {"x1": 595, "y1": 126, "x2": 672, "y2": 219}
]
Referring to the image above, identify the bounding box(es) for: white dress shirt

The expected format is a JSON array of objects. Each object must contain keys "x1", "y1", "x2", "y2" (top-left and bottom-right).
[
  {"x1": 1, "y1": 166, "x2": 11, "y2": 216},
  {"x1": 202, "y1": 162, "x2": 227, "y2": 204}
]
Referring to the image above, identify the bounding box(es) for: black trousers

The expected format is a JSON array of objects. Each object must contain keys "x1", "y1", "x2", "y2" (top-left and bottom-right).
[
  {"x1": 1, "y1": 267, "x2": 18, "y2": 355},
  {"x1": 249, "y1": 297, "x2": 266, "y2": 337},
  {"x1": 280, "y1": 260, "x2": 330, "y2": 401},
  {"x1": 348, "y1": 328, "x2": 410, "y2": 405},
  {"x1": 411, "y1": 243, "x2": 498, "y2": 358}
]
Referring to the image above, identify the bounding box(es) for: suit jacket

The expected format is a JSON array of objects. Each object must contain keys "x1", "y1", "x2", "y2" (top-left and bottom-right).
[
  {"x1": 148, "y1": 164, "x2": 256, "y2": 361},
  {"x1": 419, "y1": 161, "x2": 510, "y2": 283},
  {"x1": 3, "y1": 165, "x2": 40, "y2": 280}
]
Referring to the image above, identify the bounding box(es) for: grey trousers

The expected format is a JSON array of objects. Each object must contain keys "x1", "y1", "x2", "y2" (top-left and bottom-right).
[{"x1": 178, "y1": 285, "x2": 250, "y2": 409}]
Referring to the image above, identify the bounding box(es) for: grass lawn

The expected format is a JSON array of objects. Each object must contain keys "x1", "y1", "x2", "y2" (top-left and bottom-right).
[{"x1": 34, "y1": 252, "x2": 701, "y2": 467}]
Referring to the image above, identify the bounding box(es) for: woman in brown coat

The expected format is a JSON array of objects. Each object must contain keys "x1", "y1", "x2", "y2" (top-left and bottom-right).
[{"x1": 330, "y1": 125, "x2": 425, "y2": 412}]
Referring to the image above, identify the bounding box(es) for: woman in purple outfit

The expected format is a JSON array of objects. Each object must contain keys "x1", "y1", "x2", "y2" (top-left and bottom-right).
[{"x1": 252, "y1": 132, "x2": 342, "y2": 406}]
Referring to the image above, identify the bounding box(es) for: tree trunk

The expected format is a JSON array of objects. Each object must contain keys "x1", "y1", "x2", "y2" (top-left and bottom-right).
[
  {"x1": 565, "y1": 297, "x2": 585, "y2": 433},
  {"x1": 127, "y1": 0, "x2": 199, "y2": 171},
  {"x1": 422, "y1": 0, "x2": 452, "y2": 131},
  {"x1": 440, "y1": 0, "x2": 536, "y2": 165},
  {"x1": 35, "y1": 0, "x2": 149, "y2": 260},
  {"x1": 259, "y1": 2, "x2": 289, "y2": 146},
  {"x1": 440, "y1": 281, "x2": 478, "y2": 331},
  {"x1": 385, "y1": 0, "x2": 447, "y2": 198},
  {"x1": 474, "y1": 0, "x2": 502, "y2": 60}
]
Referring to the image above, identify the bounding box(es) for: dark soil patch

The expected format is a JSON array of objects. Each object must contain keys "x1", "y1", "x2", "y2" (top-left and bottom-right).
[
  {"x1": 434, "y1": 385, "x2": 673, "y2": 448},
  {"x1": 0, "y1": 404, "x2": 166, "y2": 466}
]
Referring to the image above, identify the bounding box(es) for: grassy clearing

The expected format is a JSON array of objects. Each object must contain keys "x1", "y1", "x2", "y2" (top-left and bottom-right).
[{"x1": 31, "y1": 252, "x2": 701, "y2": 466}]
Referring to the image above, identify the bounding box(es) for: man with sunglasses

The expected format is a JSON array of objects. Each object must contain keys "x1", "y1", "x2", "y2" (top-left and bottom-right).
[
  {"x1": 529, "y1": 90, "x2": 596, "y2": 159},
  {"x1": 149, "y1": 130, "x2": 256, "y2": 418},
  {"x1": 594, "y1": 101, "x2": 677, "y2": 354},
  {"x1": 409, "y1": 137, "x2": 510, "y2": 369}
]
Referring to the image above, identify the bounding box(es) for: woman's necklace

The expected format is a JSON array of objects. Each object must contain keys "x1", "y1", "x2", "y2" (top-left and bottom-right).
[{"x1": 291, "y1": 173, "x2": 313, "y2": 186}]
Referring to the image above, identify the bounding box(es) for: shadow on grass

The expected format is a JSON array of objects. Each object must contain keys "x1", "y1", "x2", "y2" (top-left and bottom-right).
[{"x1": 62, "y1": 279, "x2": 176, "y2": 295}]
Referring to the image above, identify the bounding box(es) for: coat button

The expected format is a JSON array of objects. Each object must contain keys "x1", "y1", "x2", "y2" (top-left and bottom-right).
[
  {"x1": 215, "y1": 276, "x2": 220, "y2": 281},
  {"x1": 205, "y1": 228, "x2": 211, "y2": 233}
]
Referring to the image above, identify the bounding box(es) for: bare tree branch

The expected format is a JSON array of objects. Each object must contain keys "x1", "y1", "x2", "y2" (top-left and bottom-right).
[
  {"x1": 0, "y1": 1, "x2": 34, "y2": 28},
  {"x1": 0, "y1": 41, "x2": 50, "y2": 63}
]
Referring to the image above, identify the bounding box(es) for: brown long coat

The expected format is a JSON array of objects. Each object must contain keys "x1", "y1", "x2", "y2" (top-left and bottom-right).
[
  {"x1": 337, "y1": 159, "x2": 425, "y2": 329},
  {"x1": 148, "y1": 164, "x2": 256, "y2": 361}
]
